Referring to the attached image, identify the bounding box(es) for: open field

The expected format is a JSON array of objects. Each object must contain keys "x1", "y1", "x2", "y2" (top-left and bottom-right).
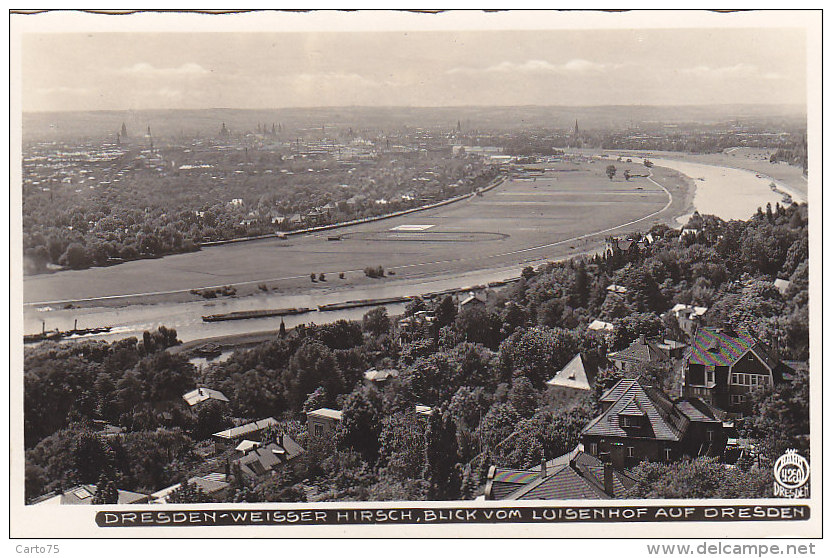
[{"x1": 24, "y1": 160, "x2": 684, "y2": 310}]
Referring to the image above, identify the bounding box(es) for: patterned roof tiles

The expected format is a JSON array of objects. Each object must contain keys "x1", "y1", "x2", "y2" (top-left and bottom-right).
[
  {"x1": 687, "y1": 327, "x2": 774, "y2": 368},
  {"x1": 583, "y1": 379, "x2": 688, "y2": 441},
  {"x1": 608, "y1": 338, "x2": 670, "y2": 365},
  {"x1": 489, "y1": 449, "x2": 637, "y2": 501}
]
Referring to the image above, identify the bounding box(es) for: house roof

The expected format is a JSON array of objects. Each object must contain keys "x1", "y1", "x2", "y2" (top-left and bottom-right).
[
  {"x1": 606, "y1": 284, "x2": 628, "y2": 294},
  {"x1": 306, "y1": 408, "x2": 343, "y2": 421},
  {"x1": 587, "y1": 319, "x2": 614, "y2": 332},
  {"x1": 773, "y1": 278, "x2": 791, "y2": 295},
  {"x1": 782, "y1": 360, "x2": 808, "y2": 375},
  {"x1": 546, "y1": 353, "x2": 594, "y2": 391},
  {"x1": 687, "y1": 327, "x2": 776, "y2": 369},
  {"x1": 150, "y1": 474, "x2": 230, "y2": 503},
  {"x1": 674, "y1": 398, "x2": 727, "y2": 423},
  {"x1": 487, "y1": 448, "x2": 636, "y2": 501},
  {"x1": 583, "y1": 379, "x2": 688, "y2": 441},
  {"x1": 364, "y1": 368, "x2": 400, "y2": 382},
  {"x1": 657, "y1": 339, "x2": 687, "y2": 352},
  {"x1": 212, "y1": 417, "x2": 278, "y2": 440},
  {"x1": 235, "y1": 440, "x2": 261, "y2": 453},
  {"x1": 669, "y1": 304, "x2": 708, "y2": 318},
  {"x1": 183, "y1": 387, "x2": 230, "y2": 407},
  {"x1": 459, "y1": 291, "x2": 488, "y2": 307},
  {"x1": 234, "y1": 437, "x2": 304, "y2": 478},
  {"x1": 415, "y1": 405, "x2": 434, "y2": 416},
  {"x1": 486, "y1": 468, "x2": 541, "y2": 500},
  {"x1": 608, "y1": 338, "x2": 670, "y2": 366},
  {"x1": 32, "y1": 484, "x2": 149, "y2": 506}
]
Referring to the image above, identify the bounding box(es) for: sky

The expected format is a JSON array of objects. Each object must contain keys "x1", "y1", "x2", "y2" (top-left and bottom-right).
[{"x1": 21, "y1": 28, "x2": 807, "y2": 112}]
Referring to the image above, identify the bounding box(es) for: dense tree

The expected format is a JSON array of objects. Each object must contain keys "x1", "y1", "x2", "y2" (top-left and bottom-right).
[
  {"x1": 378, "y1": 411, "x2": 426, "y2": 480},
  {"x1": 435, "y1": 296, "x2": 458, "y2": 328},
  {"x1": 454, "y1": 307, "x2": 503, "y2": 349},
  {"x1": 742, "y1": 367, "x2": 809, "y2": 460},
  {"x1": 628, "y1": 458, "x2": 773, "y2": 499},
  {"x1": 167, "y1": 478, "x2": 212, "y2": 503},
  {"x1": 498, "y1": 327, "x2": 579, "y2": 388},
  {"x1": 192, "y1": 400, "x2": 232, "y2": 440},
  {"x1": 362, "y1": 307, "x2": 391, "y2": 338},
  {"x1": 507, "y1": 376, "x2": 539, "y2": 418},
  {"x1": 423, "y1": 408, "x2": 462, "y2": 500},
  {"x1": 92, "y1": 475, "x2": 120, "y2": 504},
  {"x1": 71, "y1": 429, "x2": 115, "y2": 484},
  {"x1": 284, "y1": 340, "x2": 344, "y2": 411},
  {"x1": 338, "y1": 385, "x2": 384, "y2": 463}
]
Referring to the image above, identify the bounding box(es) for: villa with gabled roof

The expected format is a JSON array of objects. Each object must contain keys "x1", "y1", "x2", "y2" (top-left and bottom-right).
[
  {"x1": 682, "y1": 326, "x2": 793, "y2": 414},
  {"x1": 581, "y1": 378, "x2": 727, "y2": 467}
]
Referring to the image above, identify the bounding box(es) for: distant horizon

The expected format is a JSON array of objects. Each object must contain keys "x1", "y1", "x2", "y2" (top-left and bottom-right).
[{"x1": 22, "y1": 101, "x2": 808, "y2": 115}]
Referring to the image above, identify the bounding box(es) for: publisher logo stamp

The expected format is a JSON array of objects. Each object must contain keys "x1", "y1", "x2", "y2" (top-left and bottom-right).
[{"x1": 773, "y1": 449, "x2": 809, "y2": 498}]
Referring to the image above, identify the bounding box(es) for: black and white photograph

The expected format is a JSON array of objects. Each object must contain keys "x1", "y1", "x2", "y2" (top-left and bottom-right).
[{"x1": 8, "y1": 9, "x2": 822, "y2": 541}]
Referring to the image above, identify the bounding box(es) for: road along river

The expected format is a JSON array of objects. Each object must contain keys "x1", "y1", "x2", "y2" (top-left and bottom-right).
[{"x1": 21, "y1": 156, "x2": 803, "y2": 345}]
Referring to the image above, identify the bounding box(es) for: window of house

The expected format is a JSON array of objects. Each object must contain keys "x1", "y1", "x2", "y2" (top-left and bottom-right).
[
  {"x1": 706, "y1": 368, "x2": 715, "y2": 384},
  {"x1": 626, "y1": 446, "x2": 635, "y2": 458},
  {"x1": 589, "y1": 442, "x2": 598, "y2": 456},
  {"x1": 620, "y1": 415, "x2": 640, "y2": 428},
  {"x1": 664, "y1": 447, "x2": 672, "y2": 461},
  {"x1": 731, "y1": 394, "x2": 747, "y2": 405},
  {"x1": 707, "y1": 429, "x2": 714, "y2": 442},
  {"x1": 314, "y1": 424, "x2": 323, "y2": 436},
  {"x1": 732, "y1": 374, "x2": 770, "y2": 387}
]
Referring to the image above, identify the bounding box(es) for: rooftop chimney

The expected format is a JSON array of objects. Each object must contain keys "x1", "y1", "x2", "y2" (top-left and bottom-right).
[
  {"x1": 610, "y1": 442, "x2": 626, "y2": 469},
  {"x1": 539, "y1": 458, "x2": 547, "y2": 478},
  {"x1": 603, "y1": 462, "x2": 615, "y2": 497},
  {"x1": 637, "y1": 334, "x2": 646, "y2": 345}
]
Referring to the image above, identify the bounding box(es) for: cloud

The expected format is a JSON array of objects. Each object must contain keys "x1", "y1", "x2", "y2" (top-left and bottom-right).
[
  {"x1": 155, "y1": 87, "x2": 183, "y2": 99},
  {"x1": 446, "y1": 58, "x2": 612, "y2": 75},
  {"x1": 290, "y1": 71, "x2": 379, "y2": 86},
  {"x1": 36, "y1": 86, "x2": 89, "y2": 95},
  {"x1": 679, "y1": 63, "x2": 762, "y2": 78},
  {"x1": 119, "y1": 62, "x2": 210, "y2": 76}
]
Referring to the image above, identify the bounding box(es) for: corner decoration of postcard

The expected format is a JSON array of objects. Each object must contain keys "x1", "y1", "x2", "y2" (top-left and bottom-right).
[{"x1": 8, "y1": 8, "x2": 822, "y2": 538}]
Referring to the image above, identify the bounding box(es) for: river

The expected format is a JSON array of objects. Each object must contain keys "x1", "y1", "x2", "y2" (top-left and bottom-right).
[
  {"x1": 601, "y1": 154, "x2": 806, "y2": 224},
  {"x1": 24, "y1": 265, "x2": 524, "y2": 343}
]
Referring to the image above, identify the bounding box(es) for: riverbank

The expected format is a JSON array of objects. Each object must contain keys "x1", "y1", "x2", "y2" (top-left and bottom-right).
[
  {"x1": 594, "y1": 148, "x2": 808, "y2": 203},
  {"x1": 170, "y1": 329, "x2": 289, "y2": 355}
]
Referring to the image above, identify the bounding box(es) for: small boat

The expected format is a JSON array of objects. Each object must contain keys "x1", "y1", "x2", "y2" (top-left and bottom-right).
[
  {"x1": 317, "y1": 296, "x2": 411, "y2": 312},
  {"x1": 202, "y1": 307, "x2": 311, "y2": 322}
]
